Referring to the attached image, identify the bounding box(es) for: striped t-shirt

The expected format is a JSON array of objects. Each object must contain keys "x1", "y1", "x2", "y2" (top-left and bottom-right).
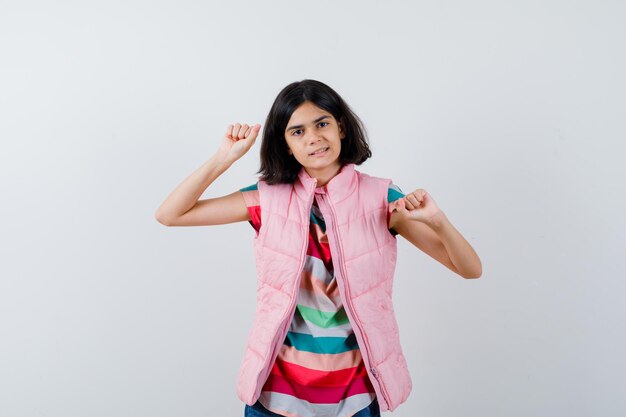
[{"x1": 239, "y1": 182, "x2": 405, "y2": 417}]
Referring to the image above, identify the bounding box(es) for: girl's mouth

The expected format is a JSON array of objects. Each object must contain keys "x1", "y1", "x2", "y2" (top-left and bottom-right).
[{"x1": 310, "y1": 147, "x2": 329, "y2": 156}]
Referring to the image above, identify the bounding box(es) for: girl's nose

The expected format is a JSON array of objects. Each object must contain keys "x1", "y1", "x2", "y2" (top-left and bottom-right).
[{"x1": 307, "y1": 132, "x2": 321, "y2": 144}]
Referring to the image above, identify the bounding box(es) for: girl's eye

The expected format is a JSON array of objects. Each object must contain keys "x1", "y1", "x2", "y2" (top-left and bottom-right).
[{"x1": 292, "y1": 122, "x2": 329, "y2": 136}]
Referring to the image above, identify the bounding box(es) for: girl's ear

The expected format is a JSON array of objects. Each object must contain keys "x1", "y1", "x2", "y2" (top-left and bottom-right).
[{"x1": 339, "y1": 120, "x2": 346, "y2": 139}]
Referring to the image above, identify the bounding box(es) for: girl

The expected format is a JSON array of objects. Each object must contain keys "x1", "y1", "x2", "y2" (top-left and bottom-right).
[{"x1": 155, "y1": 79, "x2": 482, "y2": 417}]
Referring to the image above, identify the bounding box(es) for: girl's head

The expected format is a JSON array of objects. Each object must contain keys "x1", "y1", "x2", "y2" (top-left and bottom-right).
[{"x1": 258, "y1": 79, "x2": 371, "y2": 184}]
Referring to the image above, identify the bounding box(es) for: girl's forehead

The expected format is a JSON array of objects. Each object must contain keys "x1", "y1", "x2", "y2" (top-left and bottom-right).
[{"x1": 288, "y1": 102, "x2": 333, "y2": 123}]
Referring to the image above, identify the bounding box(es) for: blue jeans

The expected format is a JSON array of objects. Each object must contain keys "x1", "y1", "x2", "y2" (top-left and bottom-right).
[{"x1": 244, "y1": 397, "x2": 381, "y2": 417}]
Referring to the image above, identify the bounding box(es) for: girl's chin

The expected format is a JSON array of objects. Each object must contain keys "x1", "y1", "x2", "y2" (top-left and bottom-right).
[{"x1": 303, "y1": 161, "x2": 341, "y2": 171}]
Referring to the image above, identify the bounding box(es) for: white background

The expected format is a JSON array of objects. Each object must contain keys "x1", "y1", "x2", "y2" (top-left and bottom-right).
[{"x1": 1, "y1": 1, "x2": 625, "y2": 416}]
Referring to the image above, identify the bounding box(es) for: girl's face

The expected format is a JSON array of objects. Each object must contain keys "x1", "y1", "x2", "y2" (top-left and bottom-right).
[{"x1": 284, "y1": 101, "x2": 345, "y2": 181}]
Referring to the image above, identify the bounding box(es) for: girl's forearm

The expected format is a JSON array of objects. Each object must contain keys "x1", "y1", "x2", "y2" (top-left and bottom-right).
[
  {"x1": 426, "y1": 212, "x2": 482, "y2": 278},
  {"x1": 154, "y1": 152, "x2": 232, "y2": 223}
]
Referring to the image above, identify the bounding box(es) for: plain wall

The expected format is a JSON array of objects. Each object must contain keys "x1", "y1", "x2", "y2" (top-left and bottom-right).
[{"x1": 1, "y1": 0, "x2": 625, "y2": 416}]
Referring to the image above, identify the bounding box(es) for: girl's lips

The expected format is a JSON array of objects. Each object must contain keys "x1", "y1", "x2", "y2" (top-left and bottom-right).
[{"x1": 310, "y1": 147, "x2": 329, "y2": 156}]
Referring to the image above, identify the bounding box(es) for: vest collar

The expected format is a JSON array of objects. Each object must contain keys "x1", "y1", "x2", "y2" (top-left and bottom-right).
[{"x1": 294, "y1": 163, "x2": 358, "y2": 203}]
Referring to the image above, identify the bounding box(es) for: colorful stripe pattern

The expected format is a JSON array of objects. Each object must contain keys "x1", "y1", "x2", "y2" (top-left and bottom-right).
[{"x1": 239, "y1": 181, "x2": 404, "y2": 417}]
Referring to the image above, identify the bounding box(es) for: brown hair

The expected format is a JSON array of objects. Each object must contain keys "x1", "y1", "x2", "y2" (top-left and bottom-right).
[{"x1": 258, "y1": 79, "x2": 372, "y2": 184}]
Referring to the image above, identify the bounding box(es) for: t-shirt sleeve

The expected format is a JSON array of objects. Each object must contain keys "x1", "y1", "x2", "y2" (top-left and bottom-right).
[
  {"x1": 239, "y1": 182, "x2": 261, "y2": 232},
  {"x1": 387, "y1": 182, "x2": 405, "y2": 236}
]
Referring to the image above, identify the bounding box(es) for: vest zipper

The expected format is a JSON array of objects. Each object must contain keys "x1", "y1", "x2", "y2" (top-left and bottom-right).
[
  {"x1": 317, "y1": 193, "x2": 392, "y2": 410},
  {"x1": 254, "y1": 188, "x2": 316, "y2": 401}
]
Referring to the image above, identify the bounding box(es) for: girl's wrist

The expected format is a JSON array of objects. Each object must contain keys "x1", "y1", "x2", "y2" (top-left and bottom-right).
[
  {"x1": 423, "y1": 211, "x2": 448, "y2": 230},
  {"x1": 210, "y1": 151, "x2": 235, "y2": 170}
]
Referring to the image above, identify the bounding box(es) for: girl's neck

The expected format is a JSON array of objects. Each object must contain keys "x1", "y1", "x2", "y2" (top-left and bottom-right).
[{"x1": 304, "y1": 164, "x2": 342, "y2": 187}]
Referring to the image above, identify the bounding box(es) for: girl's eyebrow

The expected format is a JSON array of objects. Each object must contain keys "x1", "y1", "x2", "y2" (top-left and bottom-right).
[{"x1": 286, "y1": 115, "x2": 330, "y2": 131}]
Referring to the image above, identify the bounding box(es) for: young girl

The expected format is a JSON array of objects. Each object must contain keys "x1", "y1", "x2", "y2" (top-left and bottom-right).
[{"x1": 155, "y1": 79, "x2": 482, "y2": 417}]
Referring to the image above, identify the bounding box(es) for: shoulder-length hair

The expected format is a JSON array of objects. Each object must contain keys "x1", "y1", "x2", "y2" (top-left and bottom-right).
[{"x1": 258, "y1": 79, "x2": 372, "y2": 184}]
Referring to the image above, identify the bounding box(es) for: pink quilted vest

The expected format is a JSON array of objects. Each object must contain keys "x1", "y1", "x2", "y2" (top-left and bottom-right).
[{"x1": 236, "y1": 163, "x2": 412, "y2": 412}]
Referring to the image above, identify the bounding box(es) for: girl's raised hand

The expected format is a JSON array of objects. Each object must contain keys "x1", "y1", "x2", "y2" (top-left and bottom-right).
[
  {"x1": 390, "y1": 189, "x2": 443, "y2": 225},
  {"x1": 216, "y1": 123, "x2": 261, "y2": 164}
]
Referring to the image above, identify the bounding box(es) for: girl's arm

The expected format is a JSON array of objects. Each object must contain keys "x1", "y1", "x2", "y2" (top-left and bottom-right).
[
  {"x1": 389, "y1": 189, "x2": 482, "y2": 279},
  {"x1": 154, "y1": 123, "x2": 261, "y2": 227}
]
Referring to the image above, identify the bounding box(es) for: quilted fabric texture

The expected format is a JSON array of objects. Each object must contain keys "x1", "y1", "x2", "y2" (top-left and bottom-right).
[{"x1": 236, "y1": 164, "x2": 412, "y2": 412}]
